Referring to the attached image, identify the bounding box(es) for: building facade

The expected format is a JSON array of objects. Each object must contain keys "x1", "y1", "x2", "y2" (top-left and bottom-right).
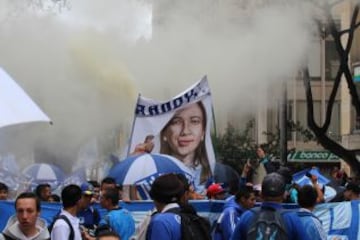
[{"x1": 258, "y1": 1, "x2": 360, "y2": 175}]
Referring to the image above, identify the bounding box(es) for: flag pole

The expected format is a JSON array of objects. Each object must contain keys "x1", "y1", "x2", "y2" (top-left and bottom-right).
[{"x1": 126, "y1": 93, "x2": 141, "y2": 157}]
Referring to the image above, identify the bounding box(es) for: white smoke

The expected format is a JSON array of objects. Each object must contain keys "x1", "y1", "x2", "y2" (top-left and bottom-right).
[{"x1": 0, "y1": 0, "x2": 323, "y2": 171}]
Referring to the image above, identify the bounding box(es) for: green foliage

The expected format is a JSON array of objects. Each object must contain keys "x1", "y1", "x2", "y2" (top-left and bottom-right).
[
  {"x1": 212, "y1": 120, "x2": 257, "y2": 174},
  {"x1": 261, "y1": 120, "x2": 315, "y2": 159},
  {"x1": 213, "y1": 119, "x2": 316, "y2": 174}
]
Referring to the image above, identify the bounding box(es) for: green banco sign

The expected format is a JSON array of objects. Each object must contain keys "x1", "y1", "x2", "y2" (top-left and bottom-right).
[{"x1": 287, "y1": 151, "x2": 340, "y2": 162}]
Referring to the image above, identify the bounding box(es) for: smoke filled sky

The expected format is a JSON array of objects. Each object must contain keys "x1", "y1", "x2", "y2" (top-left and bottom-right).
[{"x1": 0, "y1": 0, "x2": 323, "y2": 169}]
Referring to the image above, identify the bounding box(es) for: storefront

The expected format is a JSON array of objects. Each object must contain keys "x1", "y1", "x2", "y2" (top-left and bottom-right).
[{"x1": 287, "y1": 150, "x2": 340, "y2": 175}]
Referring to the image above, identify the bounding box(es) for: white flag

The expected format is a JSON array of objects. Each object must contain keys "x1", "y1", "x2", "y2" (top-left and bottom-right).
[{"x1": 0, "y1": 67, "x2": 51, "y2": 128}]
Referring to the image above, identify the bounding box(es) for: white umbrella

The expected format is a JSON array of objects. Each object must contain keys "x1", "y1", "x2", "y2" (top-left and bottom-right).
[
  {"x1": 108, "y1": 153, "x2": 194, "y2": 185},
  {"x1": 108, "y1": 153, "x2": 194, "y2": 200},
  {"x1": 0, "y1": 67, "x2": 51, "y2": 128},
  {"x1": 22, "y1": 163, "x2": 65, "y2": 189}
]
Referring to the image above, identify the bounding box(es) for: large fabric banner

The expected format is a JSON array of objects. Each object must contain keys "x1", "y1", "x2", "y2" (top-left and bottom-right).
[
  {"x1": 0, "y1": 200, "x2": 359, "y2": 239},
  {"x1": 127, "y1": 76, "x2": 216, "y2": 194}
]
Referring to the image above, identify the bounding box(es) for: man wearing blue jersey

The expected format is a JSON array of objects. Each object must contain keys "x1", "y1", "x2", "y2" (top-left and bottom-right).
[
  {"x1": 146, "y1": 174, "x2": 185, "y2": 240},
  {"x1": 213, "y1": 186, "x2": 255, "y2": 240},
  {"x1": 231, "y1": 173, "x2": 311, "y2": 240},
  {"x1": 99, "y1": 188, "x2": 135, "y2": 240}
]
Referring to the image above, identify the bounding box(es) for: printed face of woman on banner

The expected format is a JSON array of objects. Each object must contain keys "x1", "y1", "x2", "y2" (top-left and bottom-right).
[
  {"x1": 160, "y1": 101, "x2": 211, "y2": 185},
  {"x1": 161, "y1": 102, "x2": 204, "y2": 164}
]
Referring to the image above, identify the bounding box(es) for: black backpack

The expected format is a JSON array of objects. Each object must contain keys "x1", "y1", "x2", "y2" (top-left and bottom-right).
[
  {"x1": 246, "y1": 206, "x2": 287, "y2": 240},
  {"x1": 166, "y1": 207, "x2": 211, "y2": 240},
  {"x1": 48, "y1": 214, "x2": 75, "y2": 240}
]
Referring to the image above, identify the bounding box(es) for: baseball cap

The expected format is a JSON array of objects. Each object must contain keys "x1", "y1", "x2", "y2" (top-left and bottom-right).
[
  {"x1": 206, "y1": 183, "x2": 225, "y2": 198},
  {"x1": 81, "y1": 182, "x2": 94, "y2": 196},
  {"x1": 261, "y1": 173, "x2": 286, "y2": 197}
]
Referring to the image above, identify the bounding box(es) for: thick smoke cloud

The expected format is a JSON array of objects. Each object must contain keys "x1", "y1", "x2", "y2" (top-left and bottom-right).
[{"x1": 0, "y1": 0, "x2": 318, "y2": 171}]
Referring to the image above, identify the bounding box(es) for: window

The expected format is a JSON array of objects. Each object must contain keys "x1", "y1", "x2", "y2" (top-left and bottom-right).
[
  {"x1": 289, "y1": 100, "x2": 340, "y2": 141},
  {"x1": 325, "y1": 40, "x2": 340, "y2": 81},
  {"x1": 307, "y1": 40, "x2": 321, "y2": 81},
  {"x1": 305, "y1": 38, "x2": 339, "y2": 81},
  {"x1": 296, "y1": 101, "x2": 321, "y2": 141}
]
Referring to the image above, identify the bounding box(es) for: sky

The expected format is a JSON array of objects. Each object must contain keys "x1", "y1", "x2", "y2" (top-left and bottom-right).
[{"x1": 0, "y1": 0, "x2": 325, "y2": 171}]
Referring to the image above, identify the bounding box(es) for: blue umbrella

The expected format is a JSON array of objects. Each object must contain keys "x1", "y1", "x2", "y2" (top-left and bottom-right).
[
  {"x1": 108, "y1": 153, "x2": 194, "y2": 185},
  {"x1": 22, "y1": 163, "x2": 65, "y2": 189},
  {"x1": 292, "y1": 167, "x2": 330, "y2": 187}
]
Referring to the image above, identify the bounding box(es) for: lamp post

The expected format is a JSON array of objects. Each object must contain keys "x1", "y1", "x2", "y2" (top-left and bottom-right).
[{"x1": 279, "y1": 81, "x2": 288, "y2": 165}]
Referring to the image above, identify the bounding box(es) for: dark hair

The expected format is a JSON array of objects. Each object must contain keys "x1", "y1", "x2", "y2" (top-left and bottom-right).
[
  {"x1": 61, "y1": 184, "x2": 82, "y2": 208},
  {"x1": 298, "y1": 185, "x2": 318, "y2": 208},
  {"x1": 96, "y1": 230, "x2": 120, "y2": 239},
  {"x1": 345, "y1": 182, "x2": 360, "y2": 194},
  {"x1": 15, "y1": 192, "x2": 41, "y2": 212},
  {"x1": 0, "y1": 182, "x2": 8, "y2": 192},
  {"x1": 235, "y1": 186, "x2": 254, "y2": 202},
  {"x1": 50, "y1": 194, "x2": 61, "y2": 202},
  {"x1": 101, "y1": 177, "x2": 116, "y2": 186},
  {"x1": 149, "y1": 173, "x2": 185, "y2": 204},
  {"x1": 35, "y1": 183, "x2": 51, "y2": 201},
  {"x1": 176, "y1": 173, "x2": 190, "y2": 191},
  {"x1": 276, "y1": 167, "x2": 293, "y2": 185},
  {"x1": 102, "y1": 188, "x2": 119, "y2": 206},
  {"x1": 88, "y1": 180, "x2": 100, "y2": 188}
]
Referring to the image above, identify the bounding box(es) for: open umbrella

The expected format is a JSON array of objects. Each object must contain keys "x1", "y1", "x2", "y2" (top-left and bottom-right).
[
  {"x1": 108, "y1": 153, "x2": 194, "y2": 185},
  {"x1": 108, "y1": 153, "x2": 194, "y2": 200},
  {"x1": 22, "y1": 163, "x2": 65, "y2": 189},
  {"x1": 0, "y1": 67, "x2": 51, "y2": 129}
]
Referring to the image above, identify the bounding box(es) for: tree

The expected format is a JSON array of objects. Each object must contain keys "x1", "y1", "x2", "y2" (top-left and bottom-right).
[
  {"x1": 213, "y1": 119, "x2": 315, "y2": 174},
  {"x1": 212, "y1": 120, "x2": 257, "y2": 174},
  {"x1": 262, "y1": 120, "x2": 315, "y2": 160},
  {"x1": 303, "y1": 1, "x2": 360, "y2": 176}
]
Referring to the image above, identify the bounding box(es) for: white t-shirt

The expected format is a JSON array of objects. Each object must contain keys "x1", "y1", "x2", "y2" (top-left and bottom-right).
[{"x1": 50, "y1": 210, "x2": 82, "y2": 240}]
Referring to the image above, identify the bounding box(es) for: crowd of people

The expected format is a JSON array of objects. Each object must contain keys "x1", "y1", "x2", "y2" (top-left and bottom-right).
[
  {"x1": 0, "y1": 177, "x2": 134, "y2": 240},
  {"x1": 0, "y1": 97, "x2": 359, "y2": 239},
  {"x1": 145, "y1": 164, "x2": 360, "y2": 240},
  {"x1": 0, "y1": 158, "x2": 358, "y2": 240}
]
